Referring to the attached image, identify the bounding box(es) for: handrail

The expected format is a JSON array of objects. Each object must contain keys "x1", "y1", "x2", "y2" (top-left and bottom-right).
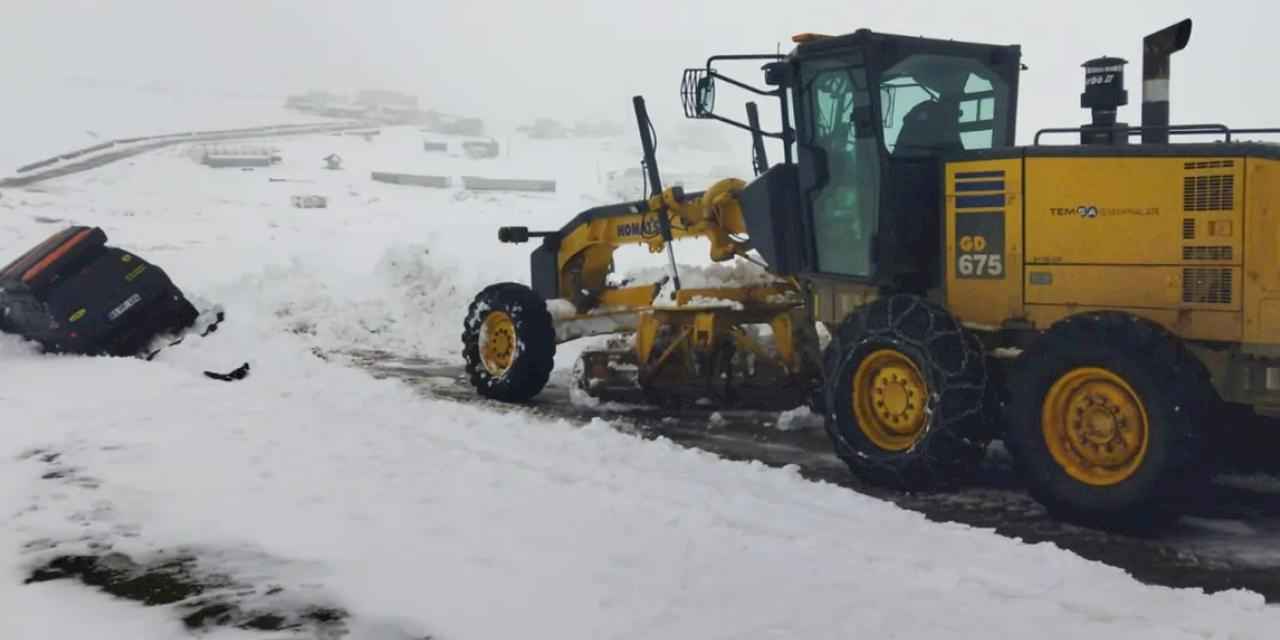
[
  {"x1": 1032, "y1": 123, "x2": 1242, "y2": 145},
  {"x1": 1032, "y1": 123, "x2": 1280, "y2": 145}
]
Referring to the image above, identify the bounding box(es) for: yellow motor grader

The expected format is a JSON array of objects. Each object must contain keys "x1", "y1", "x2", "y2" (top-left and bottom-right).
[{"x1": 462, "y1": 19, "x2": 1280, "y2": 527}]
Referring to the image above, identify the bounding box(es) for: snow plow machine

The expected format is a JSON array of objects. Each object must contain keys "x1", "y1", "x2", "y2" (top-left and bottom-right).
[{"x1": 464, "y1": 18, "x2": 1280, "y2": 528}]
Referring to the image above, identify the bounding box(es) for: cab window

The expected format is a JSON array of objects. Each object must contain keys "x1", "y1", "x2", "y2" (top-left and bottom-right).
[{"x1": 880, "y1": 54, "x2": 1012, "y2": 156}]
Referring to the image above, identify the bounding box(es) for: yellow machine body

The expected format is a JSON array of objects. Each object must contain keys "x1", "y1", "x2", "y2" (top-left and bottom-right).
[
  {"x1": 553, "y1": 178, "x2": 751, "y2": 307},
  {"x1": 943, "y1": 153, "x2": 1280, "y2": 410}
]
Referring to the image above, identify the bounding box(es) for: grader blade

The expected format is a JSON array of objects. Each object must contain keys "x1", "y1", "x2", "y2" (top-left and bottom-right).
[{"x1": 573, "y1": 346, "x2": 648, "y2": 405}]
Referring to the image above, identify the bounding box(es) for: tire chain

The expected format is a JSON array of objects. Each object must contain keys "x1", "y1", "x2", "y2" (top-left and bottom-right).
[{"x1": 824, "y1": 294, "x2": 991, "y2": 489}]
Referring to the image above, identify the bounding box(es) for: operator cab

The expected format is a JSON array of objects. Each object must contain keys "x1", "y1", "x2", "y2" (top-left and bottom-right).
[{"x1": 683, "y1": 29, "x2": 1021, "y2": 291}]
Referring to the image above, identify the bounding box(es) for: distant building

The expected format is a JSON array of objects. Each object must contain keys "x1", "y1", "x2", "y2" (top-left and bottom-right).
[
  {"x1": 572, "y1": 119, "x2": 626, "y2": 138},
  {"x1": 286, "y1": 89, "x2": 439, "y2": 125},
  {"x1": 517, "y1": 118, "x2": 570, "y2": 139},
  {"x1": 425, "y1": 112, "x2": 486, "y2": 136},
  {"x1": 284, "y1": 90, "x2": 344, "y2": 112},
  {"x1": 356, "y1": 90, "x2": 419, "y2": 109}
]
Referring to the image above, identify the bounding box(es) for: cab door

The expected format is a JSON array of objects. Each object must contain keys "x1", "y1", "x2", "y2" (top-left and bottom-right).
[{"x1": 794, "y1": 50, "x2": 884, "y2": 281}]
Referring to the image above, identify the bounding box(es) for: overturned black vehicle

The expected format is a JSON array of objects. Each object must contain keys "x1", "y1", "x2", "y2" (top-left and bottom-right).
[{"x1": 0, "y1": 226, "x2": 199, "y2": 357}]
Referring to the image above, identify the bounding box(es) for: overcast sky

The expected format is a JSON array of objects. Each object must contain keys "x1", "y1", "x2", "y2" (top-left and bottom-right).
[{"x1": 7, "y1": 1, "x2": 1278, "y2": 143}]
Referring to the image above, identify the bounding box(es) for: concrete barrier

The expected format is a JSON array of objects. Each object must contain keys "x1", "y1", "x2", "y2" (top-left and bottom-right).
[
  {"x1": 15, "y1": 141, "x2": 115, "y2": 173},
  {"x1": 12, "y1": 121, "x2": 363, "y2": 174},
  {"x1": 15, "y1": 157, "x2": 63, "y2": 174},
  {"x1": 69, "y1": 141, "x2": 115, "y2": 158},
  {"x1": 204, "y1": 155, "x2": 274, "y2": 168},
  {"x1": 461, "y1": 176, "x2": 556, "y2": 193},
  {"x1": 3, "y1": 121, "x2": 370, "y2": 188},
  {"x1": 370, "y1": 171, "x2": 450, "y2": 188}
]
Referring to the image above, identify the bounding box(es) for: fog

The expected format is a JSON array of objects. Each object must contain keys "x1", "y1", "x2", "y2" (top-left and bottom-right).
[{"x1": 7, "y1": 1, "x2": 1280, "y2": 145}]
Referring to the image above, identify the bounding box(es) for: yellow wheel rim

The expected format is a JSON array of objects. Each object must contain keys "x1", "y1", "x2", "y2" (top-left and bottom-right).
[
  {"x1": 1041, "y1": 367, "x2": 1149, "y2": 486},
  {"x1": 480, "y1": 311, "x2": 518, "y2": 376},
  {"x1": 852, "y1": 349, "x2": 930, "y2": 452}
]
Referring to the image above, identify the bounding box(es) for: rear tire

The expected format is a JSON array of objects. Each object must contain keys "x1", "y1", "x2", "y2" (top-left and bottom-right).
[
  {"x1": 1004, "y1": 312, "x2": 1213, "y2": 528},
  {"x1": 462, "y1": 282, "x2": 556, "y2": 402},
  {"x1": 821, "y1": 294, "x2": 992, "y2": 489}
]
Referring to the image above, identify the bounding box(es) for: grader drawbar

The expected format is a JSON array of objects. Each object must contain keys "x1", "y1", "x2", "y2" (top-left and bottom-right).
[{"x1": 463, "y1": 18, "x2": 1280, "y2": 530}]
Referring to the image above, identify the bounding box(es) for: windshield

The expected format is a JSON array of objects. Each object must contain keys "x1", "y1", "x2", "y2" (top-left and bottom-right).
[{"x1": 879, "y1": 53, "x2": 1013, "y2": 156}]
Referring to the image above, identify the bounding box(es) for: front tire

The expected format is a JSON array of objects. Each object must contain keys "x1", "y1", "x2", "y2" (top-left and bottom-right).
[
  {"x1": 1004, "y1": 312, "x2": 1212, "y2": 527},
  {"x1": 822, "y1": 294, "x2": 992, "y2": 489},
  {"x1": 461, "y1": 282, "x2": 556, "y2": 402}
]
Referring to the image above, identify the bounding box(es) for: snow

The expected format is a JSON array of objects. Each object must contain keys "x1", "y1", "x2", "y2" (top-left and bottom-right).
[
  {"x1": 630, "y1": 253, "x2": 783, "y2": 297},
  {"x1": 0, "y1": 120, "x2": 1278, "y2": 638},
  {"x1": 776, "y1": 405, "x2": 824, "y2": 431}
]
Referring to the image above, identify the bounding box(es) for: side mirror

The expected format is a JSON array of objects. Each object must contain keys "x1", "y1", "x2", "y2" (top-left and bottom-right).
[
  {"x1": 681, "y1": 69, "x2": 716, "y2": 119},
  {"x1": 696, "y1": 76, "x2": 716, "y2": 116}
]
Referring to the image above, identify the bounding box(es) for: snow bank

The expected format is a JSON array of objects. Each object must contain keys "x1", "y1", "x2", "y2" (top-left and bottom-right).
[{"x1": 237, "y1": 241, "x2": 471, "y2": 359}]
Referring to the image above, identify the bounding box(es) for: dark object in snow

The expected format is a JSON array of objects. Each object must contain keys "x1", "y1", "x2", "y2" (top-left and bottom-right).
[
  {"x1": 25, "y1": 551, "x2": 349, "y2": 635},
  {"x1": 0, "y1": 225, "x2": 198, "y2": 357},
  {"x1": 204, "y1": 362, "x2": 250, "y2": 382},
  {"x1": 141, "y1": 311, "x2": 230, "y2": 366},
  {"x1": 26, "y1": 553, "x2": 208, "y2": 605}
]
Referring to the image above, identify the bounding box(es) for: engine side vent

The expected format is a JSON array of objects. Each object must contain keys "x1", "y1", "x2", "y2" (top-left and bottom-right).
[
  {"x1": 1182, "y1": 245, "x2": 1233, "y2": 261},
  {"x1": 1182, "y1": 267, "x2": 1233, "y2": 305},
  {"x1": 1182, "y1": 218, "x2": 1196, "y2": 239},
  {"x1": 1184, "y1": 160, "x2": 1235, "y2": 170},
  {"x1": 1183, "y1": 174, "x2": 1235, "y2": 211}
]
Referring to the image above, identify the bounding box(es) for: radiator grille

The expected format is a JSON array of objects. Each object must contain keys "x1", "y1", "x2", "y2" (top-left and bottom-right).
[
  {"x1": 1183, "y1": 174, "x2": 1235, "y2": 211},
  {"x1": 1184, "y1": 160, "x2": 1235, "y2": 170},
  {"x1": 1182, "y1": 246, "x2": 1233, "y2": 261},
  {"x1": 1182, "y1": 218, "x2": 1196, "y2": 239},
  {"x1": 1182, "y1": 268, "x2": 1233, "y2": 304}
]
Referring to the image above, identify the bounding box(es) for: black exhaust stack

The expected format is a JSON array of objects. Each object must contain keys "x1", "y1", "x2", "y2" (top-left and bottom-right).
[
  {"x1": 1080, "y1": 56, "x2": 1129, "y2": 145},
  {"x1": 1141, "y1": 18, "x2": 1192, "y2": 145}
]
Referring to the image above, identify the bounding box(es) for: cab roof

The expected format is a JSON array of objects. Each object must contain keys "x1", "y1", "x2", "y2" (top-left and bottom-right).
[{"x1": 789, "y1": 28, "x2": 1021, "y2": 63}]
